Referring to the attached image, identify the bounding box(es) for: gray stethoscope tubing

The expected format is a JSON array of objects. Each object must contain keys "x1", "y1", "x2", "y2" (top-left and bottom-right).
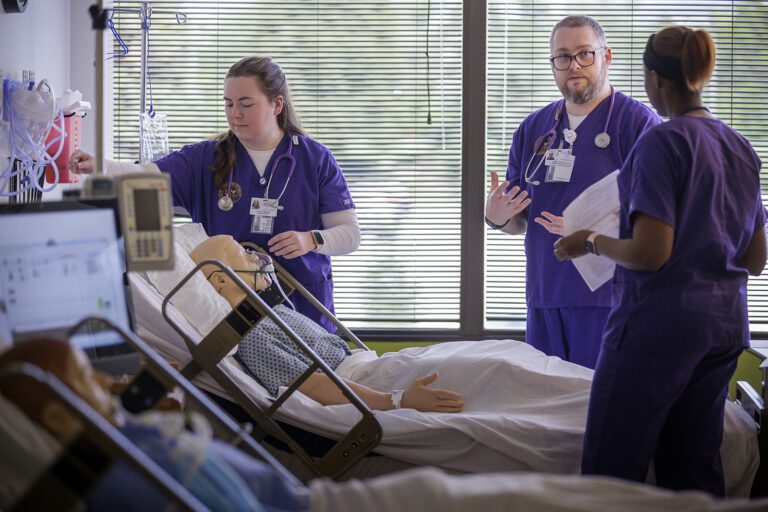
[
  {"x1": 524, "y1": 85, "x2": 615, "y2": 186},
  {"x1": 217, "y1": 133, "x2": 297, "y2": 212}
]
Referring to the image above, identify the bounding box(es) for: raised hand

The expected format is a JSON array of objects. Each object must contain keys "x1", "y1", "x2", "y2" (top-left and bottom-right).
[{"x1": 485, "y1": 171, "x2": 531, "y2": 228}]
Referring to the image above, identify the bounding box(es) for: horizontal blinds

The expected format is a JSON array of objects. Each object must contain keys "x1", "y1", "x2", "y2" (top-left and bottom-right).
[
  {"x1": 112, "y1": 0, "x2": 464, "y2": 329},
  {"x1": 486, "y1": 1, "x2": 768, "y2": 332}
]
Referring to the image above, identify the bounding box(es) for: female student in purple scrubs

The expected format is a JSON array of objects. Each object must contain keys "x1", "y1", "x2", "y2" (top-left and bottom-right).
[
  {"x1": 69, "y1": 57, "x2": 360, "y2": 332},
  {"x1": 553, "y1": 26, "x2": 766, "y2": 495}
]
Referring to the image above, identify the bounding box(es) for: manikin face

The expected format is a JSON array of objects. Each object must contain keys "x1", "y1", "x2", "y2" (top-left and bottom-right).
[
  {"x1": 191, "y1": 235, "x2": 271, "y2": 306},
  {"x1": 223, "y1": 76, "x2": 283, "y2": 148},
  {"x1": 550, "y1": 26, "x2": 611, "y2": 105}
]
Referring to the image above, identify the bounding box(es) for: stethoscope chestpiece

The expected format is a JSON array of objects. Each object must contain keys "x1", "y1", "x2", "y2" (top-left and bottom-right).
[
  {"x1": 218, "y1": 195, "x2": 234, "y2": 212},
  {"x1": 594, "y1": 132, "x2": 611, "y2": 149}
]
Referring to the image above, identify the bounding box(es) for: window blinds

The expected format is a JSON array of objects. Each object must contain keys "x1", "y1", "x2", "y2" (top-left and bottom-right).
[
  {"x1": 112, "y1": 0, "x2": 464, "y2": 330},
  {"x1": 486, "y1": 1, "x2": 768, "y2": 332}
]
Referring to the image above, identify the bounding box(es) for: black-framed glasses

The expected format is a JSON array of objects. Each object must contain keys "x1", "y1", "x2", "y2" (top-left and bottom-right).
[
  {"x1": 549, "y1": 48, "x2": 606, "y2": 71},
  {"x1": 206, "y1": 268, "x2": 273, "y2": 286}
]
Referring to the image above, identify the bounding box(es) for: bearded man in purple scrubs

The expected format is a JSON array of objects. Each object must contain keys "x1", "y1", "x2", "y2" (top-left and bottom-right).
[
  {"x1": 69, "y1": 57, "x2": 360, "y2": 332},
  {"x1": 485, "y1": 16, "x2": 661, "y2": 368},
  {"x1": 554, "y1": 26, "x2": 766, "y2": 495}
]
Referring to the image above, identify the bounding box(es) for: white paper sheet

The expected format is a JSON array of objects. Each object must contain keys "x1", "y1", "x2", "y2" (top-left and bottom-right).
[{"x1": 562, "y1": 170, "x2": 620, "y2": 291}]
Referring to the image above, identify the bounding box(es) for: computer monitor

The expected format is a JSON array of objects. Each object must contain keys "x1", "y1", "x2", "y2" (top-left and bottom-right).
[{"x1": 0, "y1": 199, "x2": 140, "y2": 374}]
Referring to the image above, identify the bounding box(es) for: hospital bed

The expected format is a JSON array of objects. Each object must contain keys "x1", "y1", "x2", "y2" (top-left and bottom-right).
[
  {"x1": 4, "y1": 336, "x2": 768, "y2": 512},
  {"x1": 127, "y1": 224, "x2": 764, "y2": 496}
]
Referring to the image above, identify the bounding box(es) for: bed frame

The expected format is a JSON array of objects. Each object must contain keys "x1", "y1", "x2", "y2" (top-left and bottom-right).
[
  {"x1": 1, "y1": 362, "x2": 206, "y2": 511},
  {"x1": 161, "y1": 259, "x2": 383, "y2": 481},
  {"x1": 735, "y1": 356, "x2": 768, "y2": 497}
]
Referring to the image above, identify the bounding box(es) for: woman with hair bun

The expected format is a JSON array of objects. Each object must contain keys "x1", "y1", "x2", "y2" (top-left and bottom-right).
[{"x1": 554, "y1": 26, "x2": 766, "y2": 495}]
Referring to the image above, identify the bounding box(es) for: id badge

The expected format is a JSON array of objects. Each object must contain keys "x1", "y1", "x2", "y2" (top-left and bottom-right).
[
  {"x1": 251, "y1": 214, "x2": 275, "y2": 234},
  {"x1": 547, "y1": 154, "x2": 575, "y2": 183},
  {"x1": 250, "y1": 197, "x2": 279, "y2": 217}
]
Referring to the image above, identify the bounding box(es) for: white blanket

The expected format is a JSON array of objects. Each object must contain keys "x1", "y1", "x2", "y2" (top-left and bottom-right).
[
  {"x1": 128, "y1": 273, "x2": 759, "y2": 497},
  {"x1": 309, "y1": 468, "x2": 768, "y2": 512}
]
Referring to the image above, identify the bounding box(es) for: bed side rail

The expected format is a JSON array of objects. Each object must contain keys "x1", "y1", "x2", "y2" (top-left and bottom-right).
[
  {"x1": 67, "y1": 316, "x2": 302, "y2": 489},
  {"x1": 241, "y1": 242, "x2": 369, "y2": 351},
  {"x1": 164, "y1": 260, "x2": 383, "y2": 481},
  {"x1": 0, "y1": 363, "x2": 206, "y2": 512},
  {"x1": 735, "y1": 380, "x2": 767, "y2": 497}
]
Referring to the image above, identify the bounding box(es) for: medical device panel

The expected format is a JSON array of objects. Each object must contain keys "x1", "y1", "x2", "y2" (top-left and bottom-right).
[{"x1": 115, "y1": 172, "x2": 173, "y2": 272}]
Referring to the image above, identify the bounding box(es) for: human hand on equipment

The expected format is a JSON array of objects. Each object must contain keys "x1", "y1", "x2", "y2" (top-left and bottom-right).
[
  {"x1": 68, "y1": 150, "x2": 96, "y2": 174},
  {"x1": 553, "y1": 229, "x2": 592, "y2": 261},
  {"x1": 268, "y1": 231, "x2": 316, "y2": 259},
  {"x1": 534, "y1": 211, "x2": 565, "y2": 235},
  {"x1": 401, "y1": 372, "x2": 464, "y2": 413},
  {"x1": 485, "y1": 171, "x2": 531, "y2": 228}
]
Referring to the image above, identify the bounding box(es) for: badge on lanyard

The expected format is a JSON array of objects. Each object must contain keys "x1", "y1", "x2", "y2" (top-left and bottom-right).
[
  {"x1": 250, "y1": 197, "x2": 280, "y2": 234},
  {"x1": 544, "y1": 149, "x2": 575, "y2": 183}
]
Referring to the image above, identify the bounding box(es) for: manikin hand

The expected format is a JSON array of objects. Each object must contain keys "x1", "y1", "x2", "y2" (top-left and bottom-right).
[
  {"x1": 485, "y1": 171, "x2": 531, "y2": 228},
  {"x1": 534, "y1": 211, "x2": 565, "y2": 235},
  {"x1": 68, "y1": 150, "x2": 96, "y2": 174},
  {"x1": 401, "y1": 372, "x2": 464, "y2": 413},
  {"x1": 268, "y1": 231, "x2": 316, "y2": 259}
]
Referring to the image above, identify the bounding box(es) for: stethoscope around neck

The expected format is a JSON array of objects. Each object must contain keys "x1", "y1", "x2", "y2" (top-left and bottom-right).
[
  {"x1": 218, "y1": 132, "x2": 298, "y2": 212},
  {"x1": 524, "y1": 85, "x2": 616, "y2": 186}
]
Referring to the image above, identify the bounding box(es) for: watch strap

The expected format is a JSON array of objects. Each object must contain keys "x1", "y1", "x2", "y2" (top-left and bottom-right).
[
  {"x1": 390, "y1": 389, "x2": 404, "y2": 409},
  {"x1": 485, "y1": 216, "x2": 511, "y2": 230},
  {"x1": 586, "y1": 231, "x2": 600, "y2": 255}
]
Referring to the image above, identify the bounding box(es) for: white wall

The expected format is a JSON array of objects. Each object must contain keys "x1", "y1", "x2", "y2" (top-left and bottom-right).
[{"x1": 1, "y1": 0, "x2": 112, "y2": 200}]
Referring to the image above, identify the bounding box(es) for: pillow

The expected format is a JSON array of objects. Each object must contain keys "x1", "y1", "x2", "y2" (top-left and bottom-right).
[
  {"x1": 174, "y1": 223, "x2": 210, "y2": 255},
  {"x1": 145, "y1": 238, "x2": 231, "y2": 341}
]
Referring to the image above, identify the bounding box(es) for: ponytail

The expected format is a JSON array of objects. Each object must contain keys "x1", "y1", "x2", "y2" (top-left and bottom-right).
[{"x1": 645, "y1": 25, "x2": 716, "y2": 94}]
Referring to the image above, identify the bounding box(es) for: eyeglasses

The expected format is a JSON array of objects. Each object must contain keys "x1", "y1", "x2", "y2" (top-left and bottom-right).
[
  {"x1": 549, "y1": 48, "x2": 606, "y2": 71},
  {"x1": 206, "y1": 269, "x2": 273, "y2": 287}
]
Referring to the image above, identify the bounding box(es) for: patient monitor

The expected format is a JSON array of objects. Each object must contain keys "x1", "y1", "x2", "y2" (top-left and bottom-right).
[{"x1": 0, "y1": 199, "x2": 139, "y2": 374}]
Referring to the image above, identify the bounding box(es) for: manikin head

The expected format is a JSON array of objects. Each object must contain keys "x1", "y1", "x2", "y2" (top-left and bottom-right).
[
  {"x1": 0, "y1": 338, "x2": 121, "y2": 442},
  {"x1": 190, "y1": 235, "x2": 272, "y2": 307},
  {"x1": 549, "y1": 15, "x2": 612, "y2": 107}
]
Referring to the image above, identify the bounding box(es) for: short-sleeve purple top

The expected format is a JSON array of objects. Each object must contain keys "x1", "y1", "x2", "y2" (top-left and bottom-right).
[
  {"x1": 154, "y1": 131, "x2": 355, "y2": 319},
  {"x1": 604, "y1": 116, "x2": 765, "y2": 351},
  {"x1": 507, "y1": 90, "x2": 661, "y2": 308}
]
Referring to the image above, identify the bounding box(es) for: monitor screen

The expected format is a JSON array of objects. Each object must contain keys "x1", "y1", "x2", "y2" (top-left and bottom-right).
[{"x1": 0, "y1": 200, "x2": 138, "y2": 372}]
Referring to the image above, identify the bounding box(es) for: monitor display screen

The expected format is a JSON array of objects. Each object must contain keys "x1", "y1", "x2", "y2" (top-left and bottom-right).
[{"x1": 0, "y1": 201, "x2": 133, "y2": 361}]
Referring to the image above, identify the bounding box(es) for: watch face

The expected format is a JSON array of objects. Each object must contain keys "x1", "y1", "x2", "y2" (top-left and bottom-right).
[
  {"x1": 312, "y1": 231, "x2": 325, "y2": 246},
  {"x1": 585, "y1": 241, "x2": 595, "y2": 254}
]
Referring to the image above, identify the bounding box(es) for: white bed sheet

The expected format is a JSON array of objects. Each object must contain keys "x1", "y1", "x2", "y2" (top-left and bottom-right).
[
  {"x1": 309, "y1": 468, "x2": 768, "y2": 512},
  {"x1": 128, "y1": 272, "x2": 759, "y2": 497}
]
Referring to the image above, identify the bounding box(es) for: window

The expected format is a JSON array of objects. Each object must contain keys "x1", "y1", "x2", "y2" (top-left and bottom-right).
[
  {"x1": 112, "y1": 0, "x2": 463, "y2": 331},
  {"x1": 111, "y1": 1, "x2": 768, "y2": 336},
  {"x1": 486, "y1": 1, "x2": 768, "y2": 333}
]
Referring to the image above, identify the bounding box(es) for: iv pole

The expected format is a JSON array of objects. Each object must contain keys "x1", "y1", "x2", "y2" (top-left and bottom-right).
[{"x1": 108, "y1": 2, "x2": 187, "y2": 158}]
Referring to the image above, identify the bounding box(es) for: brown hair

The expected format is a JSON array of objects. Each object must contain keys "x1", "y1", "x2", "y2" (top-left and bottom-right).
[
  {"x1": 550, "y1": 15, "x2": 607, "y2": 50},
  {"x1": 211, "y1": 57, "x2": 305, "y2": 189},
  {"x1": 650, "y1": 26, "x2": 716, "y2": 94},
  {"x1": 0, "y1": 337, "x2": 74, "y2": 425}
]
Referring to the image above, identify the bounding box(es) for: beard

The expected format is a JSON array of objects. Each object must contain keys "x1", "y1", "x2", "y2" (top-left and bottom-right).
[{"x1": 559, "y1": 66, "x2": 608, "y2": 104}]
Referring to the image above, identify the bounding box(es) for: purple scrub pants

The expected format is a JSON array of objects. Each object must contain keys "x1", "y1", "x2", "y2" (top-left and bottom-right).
[
  {"x1": 581, "y1": 343, "x2": 743, "y2": 496},
  {"x1": 526, "y1": 306, "x2": 611, "y2": 369}
]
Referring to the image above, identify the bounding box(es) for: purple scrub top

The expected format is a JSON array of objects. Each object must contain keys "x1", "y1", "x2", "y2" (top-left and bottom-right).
[
  {"x1": 507, "y1": 90, "x2": 661, "y2": 308},
  {"x1": 155, "y1": 131, "x2": 355, "y2": 329},
  {"x1": 604, "y1": 116, "x2": 765, "y2": 352}
]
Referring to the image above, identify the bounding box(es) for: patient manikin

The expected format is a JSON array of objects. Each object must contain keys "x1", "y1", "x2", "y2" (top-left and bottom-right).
[
  {"x1": 0, "y1": 338, "x2": 307, "y2": 512},
  {"x1": 190, "y1": 235, "x2": 464, "y2": 413},
  {"x1": 3, "y1": 339, "x2": 765, "y2": 512}
]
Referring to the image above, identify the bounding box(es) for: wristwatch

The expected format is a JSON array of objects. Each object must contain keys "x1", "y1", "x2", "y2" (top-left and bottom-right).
[
  {"x1": 485, "y1": 216, "x2": 511, "y2": 230},
  {"x1": 390, "y1": 389, "x2": 404, "y2": 409},
  {"x1": 585, "y1": 232, "x2": 600, "y2": 255},
  {"x1": 311, "y1": 230, "x2": 325, "y2": 251}
]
